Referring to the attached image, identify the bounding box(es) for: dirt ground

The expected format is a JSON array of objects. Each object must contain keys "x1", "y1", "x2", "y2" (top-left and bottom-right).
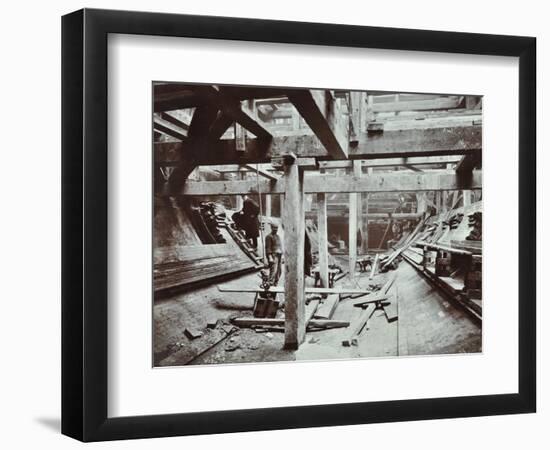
[{"x1": 154, "y1": 257, "x2": 481, "y2": 367}]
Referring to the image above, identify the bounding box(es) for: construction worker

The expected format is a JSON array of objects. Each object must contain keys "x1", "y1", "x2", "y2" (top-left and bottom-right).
[
  {"x1": 265, "y1": 223, "x2": 283, "y2": 285},
  {"x1": 242, "y1": 192, "x2": 260, "y2": 249}
]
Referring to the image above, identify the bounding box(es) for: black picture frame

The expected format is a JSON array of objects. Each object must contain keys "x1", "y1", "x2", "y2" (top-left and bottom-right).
[{"x1": 62, "y1": 8, "x2": 536, "y2": 442}]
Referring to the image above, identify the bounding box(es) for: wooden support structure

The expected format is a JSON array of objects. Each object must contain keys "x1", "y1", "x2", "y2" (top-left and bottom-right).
[
  {"x1": 264, "y1": 194, "x2": 272, "y2": 217},
  {"x1": 318, "y1": 155, "x2": 464, "y2": 170},
  {"x1": 153, "y1": 121, "x2": 187, "y2": 142},
  {"x1": 155, "y1": 125, "x2": 481, "y2": 166},
  {"x1": 179, "y1": 171, "x2": 482, "y2": 196},
  {"x1": 371, "y1": 96, "x2": 463, "y2": 113},
  {"x1": 160, "y1": 112, "x2": 189, "y2": 131},
  {"x1": 361, "y1": 167, "x2": 372, "y2": 254},
  {"x1": 287, "y1": 89, "x2": 349, "y2": 159},
  {"x1": 317, "y1": 172, "x2": 329, "y2": 290},
  {"x1": 463, "y1": 190, "x2": 471, "y2": 206},
  {"x1": 283, "y1": 157, "x2": 306, "y2": 349},
  {"x1": 349, "y1": 161, "x2": 361, "y2": 280}
]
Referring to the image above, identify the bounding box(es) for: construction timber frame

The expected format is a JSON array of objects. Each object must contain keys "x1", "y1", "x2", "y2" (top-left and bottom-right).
[{"x1": 62, "y1": 8, "x2": 536, "y2": 442}]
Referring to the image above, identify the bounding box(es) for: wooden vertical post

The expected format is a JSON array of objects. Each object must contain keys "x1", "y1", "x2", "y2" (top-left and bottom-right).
[
  {"x1": 417, "y1": 193, "x2": 427, "y2": 215},
  {"x1": 442, "y1": 191, "x2": 448, "y2": 213},
  {"x1": 284, "y1": 158, "x2": 305, "y2": 349},
  {"x1": 463, "y1": 191, "x2": 471, "y2": 206},
  {"x1": 279, "y1": 194, "x2": 284, "y2": 218},
  {"x1": 317, "y1": 169, "x2": 329, "y2": 290},
  {"x1": 235, "y1": 170, "x2": 244, "y2": 210},
  {"x1": 265, "y1": 194, "x2": 272, "y2": 217},
  {"x1": 360, "y1": 166, "x2": 372, "y2": 254},
  {"x1": 349, "y1": 161, "x2": 360, "y2": 280}
]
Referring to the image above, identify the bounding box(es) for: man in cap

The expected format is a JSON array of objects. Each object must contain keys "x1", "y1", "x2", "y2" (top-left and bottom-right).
[{"x1": 265, "y1": 222, "x2": 283, "y2": 285}]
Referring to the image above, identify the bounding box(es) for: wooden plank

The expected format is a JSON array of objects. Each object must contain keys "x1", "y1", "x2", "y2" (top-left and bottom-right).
[
  {"x1": 232, "y1": 317, "x2": 349, "y2": 328},
  {"x1": 218, "y1": 285, "x2": 376, "y2": 295},
  {"x1": 369, "y1": 254, "x2": 379, "y2": 280},
  {"x1": 283, "y1": 160, "x2": 306, "y2": 349},
  {"x1": 313, "y1": 294, "x2": 339, "y2": 320},
  {"x1": 342, "y1": 306, "x2": 371, "y2": 347},
  {"x1": 352, "y1": 293, "x2": 391, "y2": 307},
  {"x1": 305, "y1": 299, "x2": 321, "y2": 324},
  {"x1": 383, "y1": 292, "x2": 398, "y2": 323},
  {"x1": 287, "y1": 89, "x2": 349, "y2": 159}
]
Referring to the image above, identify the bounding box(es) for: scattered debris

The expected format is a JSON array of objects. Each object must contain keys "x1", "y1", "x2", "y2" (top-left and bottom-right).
[{"x1": 184, "y1": 328, "x2": 203, "y2": 340}]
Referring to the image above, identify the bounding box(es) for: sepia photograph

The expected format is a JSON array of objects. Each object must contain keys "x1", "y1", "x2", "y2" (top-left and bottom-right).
[{"x1": 152, "y1": 83, "x2": 483, "y2": 367}]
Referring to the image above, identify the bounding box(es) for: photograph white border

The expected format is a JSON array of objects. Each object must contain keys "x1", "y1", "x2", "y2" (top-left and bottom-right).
[{"x1": 107, "y1": 34, "x2": 519, "y2": 418}]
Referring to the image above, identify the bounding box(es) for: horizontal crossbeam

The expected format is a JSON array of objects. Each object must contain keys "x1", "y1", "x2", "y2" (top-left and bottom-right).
[{"x1": 178, "y1": 170, "x2": 482, "y2": 196}]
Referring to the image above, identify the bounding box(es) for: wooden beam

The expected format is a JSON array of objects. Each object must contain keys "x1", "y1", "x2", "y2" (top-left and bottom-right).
[
  {"x1": 153, "y1": 121, "x2": 187, "y2": 142},
  {"x1": 218, "y1": 285, "x2": 376, "y2": 295},
  {"x1": 208, "y1": 112, "x2": 234, "y2": 140},
  {"x1": 361, "y1": 167, "x2": 372, "y2": 254},
  {"x1": 287, "y1": 89, "x2": 349, "y2": 159},
  {"x1": 349, "y1": 161, "x2": 361, "y2": 280},
  {"x1": 318, "y1": 155, "x2": 464, "y2": 170},
  {"x1": 283, "y1": 160, "x2": 306, "y2": 349},
  {"x1": 349, "y1": 91, "x2": 366, "y2": 142},
  {"x1": 155, "y1": 126, "x2": 481, "y2": 166},
  {"x1": 350, "y1": 126, "x2": 481, "y2": 159},
  {"x1": 232, "y1": 317, "x2": 349, "y2": 329},
  {"x1": 243, "y1": 164, "x2": 279, "y2": 181},
  {"x1": 160, "y1": 112, "x2": 189, "y2": 131},
  {"x1": 154, "y1": 85, "x2": 287, "y2": 112},
  {"x1": 372, "y1": 96, "x2": 462, "y2": 113},
  {"x1": 178, "y1": 171, "x2": 482, "y2": 196},
  {"x1": 317, "y1": 179, "x2": 329, "y2": 290},
  {"x1": 198, "y1": 86, "x2": 273, "y2": 140},
  {"x1": 303, "y1": 170, "x2": 482, "y2": 194},
  {"x1": 463, "y1": 190, "x2": 471, "y2": 206},
  {"x1": 166, "y1": 105, "x2": 218, "y2": 192}
]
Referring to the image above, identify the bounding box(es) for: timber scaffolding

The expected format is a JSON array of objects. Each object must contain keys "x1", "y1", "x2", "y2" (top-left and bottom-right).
[{"x1": 154, "y1": 85, "x2": 482, "y2": 352}]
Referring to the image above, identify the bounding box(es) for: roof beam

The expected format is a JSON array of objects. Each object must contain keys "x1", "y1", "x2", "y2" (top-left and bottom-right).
[{"x1": 287, "y1": 89, "x2": 349, "y2": 159}]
